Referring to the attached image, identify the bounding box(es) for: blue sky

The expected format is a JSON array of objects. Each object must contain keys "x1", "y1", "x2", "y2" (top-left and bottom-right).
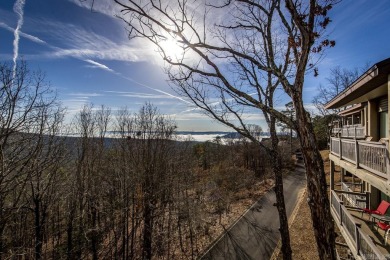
[{"x1": 1, "y1": 0, "x2": 390, "y2": 131}]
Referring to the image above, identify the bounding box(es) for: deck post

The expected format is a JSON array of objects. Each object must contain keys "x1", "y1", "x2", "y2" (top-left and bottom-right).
[
  {"x1": 339, "y1": 138, "x2": 342, "y2": 159},
  {"x1": 386, "y1": 140, "x2": 390, "y2": 183},
  {"x1": 355, "y1": 223, "x2": 361, "y2": 255},
  {"x1": 330, "y1": 161, "x2": 335, "y2": 191},
  {"x1": 339, "y1": 201, "x2": 344, "y2": 226},
  {"x1": 330, "y1": 137, "x2": 332, "y2": 153},
  {"x1": 355, "y1": 139, "x2": 359, "y2": 168},
  {"x1": 365, "y1": 191, "x2": 370, "y2": 209}
]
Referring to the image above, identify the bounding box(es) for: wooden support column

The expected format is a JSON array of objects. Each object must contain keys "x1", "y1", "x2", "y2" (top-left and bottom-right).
[
  {"x1": 330, "y1": 161, "x2": 335, "y2": 205},
  {"x1": 364, "y1": 106, "x2": 368, "y2": 136},
  {"x1": 355, "y1": 139, "x2": 359, "y2": 168},
  {"x1": 339, "y1": 138, "x2": 342, "y2": 159},
  {"x1": 386, "y1": 140, "x2": 390, "y2": 183},
  {"x1": 368, "y1": 100, "x2": 378, "y2": 141},
  {"x1": 386, "y1": 74, "x2": 390, "y2": 186},
  {"x1": 388, "y1": 74, "x2": 390, "y2": 138},
  {"x1": 365, "y1": 191, "x2": 370, "y2": 209},
  {"x1": 370, "y1": 186, "x2": 380, "y2": 209},
  {"x1": 330, "y1": 161, "x2": 335, "y2": 191}
]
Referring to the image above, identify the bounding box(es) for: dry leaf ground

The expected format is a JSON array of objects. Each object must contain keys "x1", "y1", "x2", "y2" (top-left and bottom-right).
[{"x1": 272, "y1": 150, "x2": 341, "y2": 259}]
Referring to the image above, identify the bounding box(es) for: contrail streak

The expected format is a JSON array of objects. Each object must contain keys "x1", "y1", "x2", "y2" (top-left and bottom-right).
[
  {"x1": 119, "y1": 74, "x2": 192, "y2": 105},
  {"x1": 82, "y1": 59, "x2": 191, "y2": 105},
  {"x1": 5, "y1": 8, "x2": 191, "y2": 109},
  {"x1": 0, "y1": 22, "x2": 45, "y2": 44},
  {"x1": 12, "y1": 0, "x2": 26, "y2": 78}
]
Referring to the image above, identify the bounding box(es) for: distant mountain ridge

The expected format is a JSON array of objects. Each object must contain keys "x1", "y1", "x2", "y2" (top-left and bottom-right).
[
  {"x1": 176, "y1": 131, "x2": 273, "y2": 136},
  {"x1": 176, "y1": 131, "x2": 233, "y2": 135}
]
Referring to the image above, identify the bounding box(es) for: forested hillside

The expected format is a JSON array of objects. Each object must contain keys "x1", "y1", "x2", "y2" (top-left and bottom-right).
[{"x1": 0, "y1": 61, "x2": 295, "y2": 259}]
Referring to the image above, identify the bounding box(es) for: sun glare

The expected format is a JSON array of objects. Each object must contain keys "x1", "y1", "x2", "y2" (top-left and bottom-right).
[{"x1": 160, "y1": 36, "x2": 184, "y2": 60}]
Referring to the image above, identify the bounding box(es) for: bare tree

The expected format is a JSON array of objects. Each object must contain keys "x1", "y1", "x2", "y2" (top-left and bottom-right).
[
  {"x1": 0, "y1": 61, "x2": 64, "y2": 258},
  {"x1": 1, "y1": 61, "x2": 281, "y2": 258},
  {"x1": 113, "y1": 103, "x2": 193, "y2": 259},
  {"x1": 313, "y1": 66, "x2": 360, "y2": 115},
  {"x1": 113, "y1": 0, "x2": 338, "y2": 258},
  {"x1": 23, "y1": 104, "x2": 66, "y2": 259},
  {"x1": 67, "y1": 104, "x2": 112, "y2": 259},
  {"x1": 131, "y1": 104, "x2": 176, "y2": 259},
  {"x1": 311, "y1": 66, "x2": 363, "y2": 150}
]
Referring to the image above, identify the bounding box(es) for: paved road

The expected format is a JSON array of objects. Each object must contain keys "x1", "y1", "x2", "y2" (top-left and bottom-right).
[{"x1": 200, "y1": 166, "x2": 306, "y2": 260}]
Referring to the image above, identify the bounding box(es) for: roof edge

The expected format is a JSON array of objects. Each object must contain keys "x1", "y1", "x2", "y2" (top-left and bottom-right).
[{"x1": 324, "y1": 57, "x2": 390, "y2": 109}]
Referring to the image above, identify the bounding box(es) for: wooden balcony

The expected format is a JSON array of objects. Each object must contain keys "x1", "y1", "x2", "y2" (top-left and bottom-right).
[
  {"x1": 330, "y1": 190, "x2": 390, "y2": 259},
  {"x1": 332, "y1": 125, "x2": 366, "y2": 139},
  {"x1": 330, "y1": 137, "x2": 390, "y2": 180},
  {"x1": 341, "y1": 182, "x2": 367, "y2": 208}
]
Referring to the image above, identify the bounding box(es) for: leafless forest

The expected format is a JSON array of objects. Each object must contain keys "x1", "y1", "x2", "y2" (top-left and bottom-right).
[{"x1": 0, "y1": 62, "x2": 296, "y2": 259}]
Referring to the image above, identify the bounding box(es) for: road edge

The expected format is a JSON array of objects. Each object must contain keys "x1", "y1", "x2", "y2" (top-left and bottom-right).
[
  {"x1": 198, "y1": 181, "x2": 275, "y2": 259},
  {"x1": 269, "y1": 187, "x2": 307, "y2": 260}
]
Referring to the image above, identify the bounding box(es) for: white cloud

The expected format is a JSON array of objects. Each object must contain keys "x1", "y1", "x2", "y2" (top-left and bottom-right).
[
  {"x1": 63, "y1": 99, "x2": 89, "y2": 102},
  {"x1": 67, "y1": 0, "x2": 117, "y2": 16},
  {"x1": 68, "y1": 92, "x2": 102, "y2": 97},
  {"x1": 12, "y1": 0, "x2": 26, "y2": 76},
  {"x1": 116, "y1": 74, "x2": 192, "y2": 104},
  {"x1": 105, "y1": 90, "x2": 191, "y2": 103},
  {"x1": 121, "y1": 94, "x2": 173, "y2": 99},
  {"x1": 84, "y1": 59, "x2": 114, "y2": 72},
  {"x1": 0, "y1": 22, "x2": 46, "y2": 44},
  {"x1": 64, "y1": 0, "x2": 216, "y2": 64},
  {"x1": 104, "y1": 90, "x2": 133, "y2": 94},
  {"x1": 45, "y1": 45, "x2": 145, "y2": 62},
  {"x1": 35, "y1": 18, "x2": 154, "y2": 62}
]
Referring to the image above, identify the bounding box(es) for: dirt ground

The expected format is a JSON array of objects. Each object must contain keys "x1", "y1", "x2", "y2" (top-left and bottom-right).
[
  {"x1": 272, "y1": 150, "x2": 341, "y2": 260},
  {"x1": 202, "y1": 150, "x2": 339, "y2": 260},
  {"x1": 196, "y1": 178, "x2": 275, "y2": 256}
]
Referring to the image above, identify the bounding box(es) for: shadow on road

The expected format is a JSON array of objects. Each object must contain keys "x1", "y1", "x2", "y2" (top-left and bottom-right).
[{"x1": 200, "y1": 169, "x2": 306, "y2": 260}]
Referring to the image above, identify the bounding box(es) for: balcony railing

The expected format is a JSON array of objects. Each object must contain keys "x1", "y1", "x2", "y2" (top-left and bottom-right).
[
  {"x1": 330, "y1": 137, "x2": 389, "y2": 179},
  {"x1": 330, "y1": 190, "x2": 386, "y2": 259},
  {"x1": 332, "y1": 125, "x2": 366, "y2": 139},
  {"x1": 341, "y1": 182, "x2": 368, "y2": 209}
]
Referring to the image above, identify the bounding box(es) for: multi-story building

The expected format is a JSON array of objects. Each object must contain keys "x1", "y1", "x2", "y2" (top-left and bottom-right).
[{"x1": 325, "y1": 57, "x2": 390, "y2": 259}]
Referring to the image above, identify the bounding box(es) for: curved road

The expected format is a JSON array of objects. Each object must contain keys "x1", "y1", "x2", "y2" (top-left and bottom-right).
[{"x1": 200, "y1": 166, "x2": 306, "y2": 260}]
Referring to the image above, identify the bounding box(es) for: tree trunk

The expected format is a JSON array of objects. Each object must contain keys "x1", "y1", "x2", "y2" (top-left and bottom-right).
[
  {"x1": 130, "y1": 192, "x2": 136, "y2": 259},
  {"x1": 34, "y1": 198, "x2": 43, "y2": 260},
  {"x1": 67, "y1": 206, "x2": 75, "y2": 260},
  {"x1": 293, "y1": 98, "x2": 336, "y2": 260},
  {"x1": 142, "y1": 195, "x2": 153, "y2": 260},
  {"x1": 91, "y1": 205, "x2": 98, "y2": 260},
  {"x1": 0, "y1": 220, "x2": 5, "y2": 259},
  {"x1": 269, "y1": 117, "x2": 292, "y2": 260}
]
